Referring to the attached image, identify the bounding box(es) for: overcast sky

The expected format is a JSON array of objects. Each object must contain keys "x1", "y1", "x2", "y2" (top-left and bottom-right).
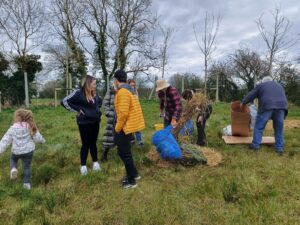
[{"x1": 151, "y1": 0, "x2": 300, "y2": 77}]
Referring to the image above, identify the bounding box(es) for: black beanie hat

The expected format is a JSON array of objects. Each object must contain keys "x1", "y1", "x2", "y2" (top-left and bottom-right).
[{"x1": 114, "y1": 69, "x2": 127, "y2": 82}]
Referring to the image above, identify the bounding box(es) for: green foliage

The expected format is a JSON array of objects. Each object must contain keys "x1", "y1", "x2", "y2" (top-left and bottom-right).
[
  {"x1": 68, "y1": 42, "x2": 87, "y2": 81},
  {"x1": 0, "y1": 52, "x2": 10, "y2": 105},
  {"x1": 0, "y1": 52, "x2": 9, "y2": 72},
  {"x1": 278, "y1": 63, "x2": 300, "y2": 106},
  {"x1": 0, "y1": 54, "x2": 43, "y2": 105},
  {"x1": 14, "y1": 55, "x2": 43, "y2": 75}
]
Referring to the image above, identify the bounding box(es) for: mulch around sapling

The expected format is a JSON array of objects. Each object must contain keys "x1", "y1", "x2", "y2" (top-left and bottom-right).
[{"x1": 147, "y1": 145, "x2": 222, "y2": 168}]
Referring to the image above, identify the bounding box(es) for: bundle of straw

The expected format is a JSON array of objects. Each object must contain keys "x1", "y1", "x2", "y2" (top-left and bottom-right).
[
  {"x1": 201, "y1": 147, "x2": 222, "y2": 166},
  {"x1": 173, "y1": 92, "x2": 209, "y2": 138}
]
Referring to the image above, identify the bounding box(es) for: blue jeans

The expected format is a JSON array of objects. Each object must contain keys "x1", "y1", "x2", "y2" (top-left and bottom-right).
[
  {"x1": 135, "y1": 132, "x2": 143, "y2": 144},
  {"x1": 10, "y1": 151, "x2": 33, "y2": 183},
  {"x1": 252, "y1": 109, "x2": 285, "y2": 152}
]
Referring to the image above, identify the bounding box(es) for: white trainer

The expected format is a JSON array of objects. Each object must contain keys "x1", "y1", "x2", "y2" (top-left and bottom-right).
[
  {"x1": 80, "y1": 165, "x2": 88, "y2": 176},
  {"x1": 23, "y1": 183, "x2": 31, "y2": 190},
  {"x1": 92, "y1": 162, "x2": 101, "y2": 171},
  {"x1": 10, "y1": 168, "x2": 18, "y2": 180}
]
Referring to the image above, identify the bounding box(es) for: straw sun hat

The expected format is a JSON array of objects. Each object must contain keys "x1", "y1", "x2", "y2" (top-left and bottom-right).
[{"x1": 156, "y1": 79, "x2": 170, "y2": 92}]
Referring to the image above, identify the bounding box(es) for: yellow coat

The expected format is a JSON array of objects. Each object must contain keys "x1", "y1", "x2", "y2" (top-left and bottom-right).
[{"x1": 114, "y1": 88, "x2": 145, "y2": 135}]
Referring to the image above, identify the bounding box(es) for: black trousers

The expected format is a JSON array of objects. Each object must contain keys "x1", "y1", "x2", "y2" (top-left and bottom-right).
[
  {"x1": 196, "y1": 117, "x2": 207, "y2": 146},
  {"x1": 115, "y1": 131, "x2": 138, "y2": 182},
  {"x1": 78, "y1": 122, "x2": 99, "y2": 165},
  {"x1": 164, "y1": 118, "x2": 171, "y2": 128}
]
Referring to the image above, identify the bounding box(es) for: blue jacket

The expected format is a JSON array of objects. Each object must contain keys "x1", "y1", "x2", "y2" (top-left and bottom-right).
[
  {"x1": 61, "y1": 89, "x2": 102, "y2": 125},
  {"x1": 242, "y1": 81, "x2": 288, "y2": 115}
]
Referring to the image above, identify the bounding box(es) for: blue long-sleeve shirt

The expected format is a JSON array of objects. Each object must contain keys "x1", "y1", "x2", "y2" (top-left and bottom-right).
[{"x1": 242, "y1": 81, "x2": 288, "y2": 115}]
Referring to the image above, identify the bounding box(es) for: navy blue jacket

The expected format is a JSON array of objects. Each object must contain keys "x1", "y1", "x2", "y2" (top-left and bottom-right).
[
  {"x1": 242, "y1": 81, "x2": 288, "y2": 115},
  {"x1": 61, "y1": 89, "x2": 102, "y2": 125}
]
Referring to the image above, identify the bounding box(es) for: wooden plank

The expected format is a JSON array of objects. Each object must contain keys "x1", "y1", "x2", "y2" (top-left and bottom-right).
[{"x1": 222, "y1": 136, "x2": 275, "y2": 145}]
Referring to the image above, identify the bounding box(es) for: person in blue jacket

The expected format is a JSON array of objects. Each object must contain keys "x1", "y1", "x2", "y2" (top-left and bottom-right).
[
  {"x1": 240, "y1": 76, "x2": 288, "y2": 154},
  {"x1": 61, "y1": 75, "x2": 102, "y2": 175}
]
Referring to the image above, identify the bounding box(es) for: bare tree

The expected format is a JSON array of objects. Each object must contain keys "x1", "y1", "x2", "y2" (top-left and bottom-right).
[
  {"x1": 110, "y1": 0, "x2": 156, "y2": 69},
  {"x1": 160, "y1": 26, "x2": 174, "y2": 79},
  {"x1": 230, "y1": 48, "x2": 268, "y2": 91},
  {"x1": 0, "y1": 0, "x2": 45, "y2": 107},
  {"x1": 127, "y1": 52, "x2": 160, "y2": 78},
  {"x1": 193, "y1": 12, "x2": 221, "y2": 96},
  {"x1": 78, "y1": 0, "x2": 112, "y2": 91},
  {"x1": 48, "y1": 0, "x2": 87, "y2": 90},
  {"x1": 256, "y1": 7, "x2": 300, "y2": 77},
  {"x1": 127, "y1": 50, "x2": 160, "y2": 100},
  {"x1": 43, "y1": 44, "x2": 68, "y2": 76},
  {"x1": 147, "y1": 25, "x2": 174, "y2": 100},
  {"x1": 78, "y1": 0, "x2": 156, "y2": 92}
]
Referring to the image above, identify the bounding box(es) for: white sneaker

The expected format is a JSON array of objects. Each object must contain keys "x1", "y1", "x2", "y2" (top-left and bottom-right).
[
  {"x1": 80, "y1": 165, "x2": 88, "y2": 176},
  {"x1": 23, "y1": 183, "x2": 31, "y2": 190},
  {"x1": 92, "y1": 162, "x2": 101, "y2": 171},
  {"x1": 10, "y1": 168, "x2": 18, "y2": 180}
]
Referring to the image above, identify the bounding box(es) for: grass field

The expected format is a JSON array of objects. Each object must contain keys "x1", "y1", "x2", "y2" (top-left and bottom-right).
[{"x1": 0, "y1": 100, "x2": 300, "y2": 225}]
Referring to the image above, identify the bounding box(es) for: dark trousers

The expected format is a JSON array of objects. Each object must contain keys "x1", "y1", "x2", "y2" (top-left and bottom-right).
[
  {"x1": 115, "y1": 131, "x2": 138, "y2": 182},
  {"x1": 196, "y1": 117, "x2": 207, "y2": 146},
  {"x1": 78, "y1": 122, "x2": 99, "y2": 165},
  {"x1": 10, "y1": 151, "x2": 33, "y2": 183},
  {"x1": 164, "y1": 118, "x2": 171, "y2": 128}
]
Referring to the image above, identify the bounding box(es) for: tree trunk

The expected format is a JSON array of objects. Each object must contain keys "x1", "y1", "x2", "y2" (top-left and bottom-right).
[
  {"x1": 204, "y1": 55, "x2": 207, "y2": 96},
  {"x1": 148, "y1": 85, "x2": 156, "y2": 100},
  {"x1": 268, "y1": 54, "x2": 273, "y2": 77},
  {"x1": 69, "y1": 70, "x2": 72, "y2": 91},
  {"x1": 215, "y1": 72, "x2": 219, "y2": 102},
  {"x1": 66, "y1": 59, "x2": 69, "y2": 95},
  {"x1": 162, "y1": 60, "x2": 165, "y2": 78},
  {"x1": 24, "y1": 71, "x2": 29, "y2": 108},
  {"x1": 148, "y1": 76, "x2": 158, "y2": 100}
]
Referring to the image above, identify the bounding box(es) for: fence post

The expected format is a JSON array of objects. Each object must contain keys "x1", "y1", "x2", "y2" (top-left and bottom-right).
[{"x1": 55, "y1": 88, "x2": 62, "y2": 107}]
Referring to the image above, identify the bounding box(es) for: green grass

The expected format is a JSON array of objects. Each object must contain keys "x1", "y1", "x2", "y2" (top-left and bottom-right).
[{"x1": 0, "y1": 100, "x2": 300, "y2": 225}]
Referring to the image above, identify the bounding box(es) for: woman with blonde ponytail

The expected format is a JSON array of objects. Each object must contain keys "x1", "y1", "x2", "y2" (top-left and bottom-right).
[{"x1": 0, "y1": 108, "x2": 45, "y2": 189}]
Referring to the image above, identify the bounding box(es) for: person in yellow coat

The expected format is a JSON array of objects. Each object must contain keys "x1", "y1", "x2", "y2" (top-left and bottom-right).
[{"x1": 113, "y1": 70, "x2": 145, "y2": 189}]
